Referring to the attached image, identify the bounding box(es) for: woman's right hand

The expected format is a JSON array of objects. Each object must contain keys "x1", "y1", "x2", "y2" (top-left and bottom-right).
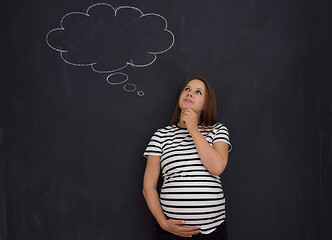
[{"x1": 161, "y1": 219, "x2": 200, "y2": 237}]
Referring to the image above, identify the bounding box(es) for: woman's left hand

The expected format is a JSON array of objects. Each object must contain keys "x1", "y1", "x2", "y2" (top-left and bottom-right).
[{"x1": 180, "y1": 109, "x2": 198, "y2": 132}]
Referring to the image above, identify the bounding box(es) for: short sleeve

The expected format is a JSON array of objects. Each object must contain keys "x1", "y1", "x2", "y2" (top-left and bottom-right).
[
  {"x1": 212, "y1": 124, "x2": 232, "y2": 152},
  {"x1": 143, "y1": 130, "x2": 163, "y2": 158}
]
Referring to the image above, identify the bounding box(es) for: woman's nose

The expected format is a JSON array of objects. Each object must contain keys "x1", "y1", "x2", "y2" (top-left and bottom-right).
[{"x1": 187, "y1": 91, "x2": 193, "y2": 97}]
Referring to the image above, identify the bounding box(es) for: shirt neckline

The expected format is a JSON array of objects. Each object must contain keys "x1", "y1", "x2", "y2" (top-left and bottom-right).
[
  {"x1": 175, "y1": 124, "x2": 187, "y2": 130},
  {"x1": 174, "y1": 123, "x2": 202, "y2": 130}
]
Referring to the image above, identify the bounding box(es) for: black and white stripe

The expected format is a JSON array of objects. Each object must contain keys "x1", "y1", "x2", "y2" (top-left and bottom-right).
[{"x1": 144, "y1": 123, "x2": 232, "y2": 234}]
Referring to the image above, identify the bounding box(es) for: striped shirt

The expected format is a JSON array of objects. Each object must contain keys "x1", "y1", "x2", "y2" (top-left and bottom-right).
[{"x1": 144, "y1": 123, "x2": 232, "y2": 234}]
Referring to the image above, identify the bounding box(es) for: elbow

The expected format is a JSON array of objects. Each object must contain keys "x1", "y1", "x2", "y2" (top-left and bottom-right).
[
  {"x1": 210, "y1": 167, "x2": 225, "y2": 176},
  {"x1": 142, "y1": 187, "x2": 147, "y2": 198},
  {"x1": 210, "y1": 159, "x2": 228, "y2": 176},
  {"x1": 142, "y1": 185, "x2": 152, "y2": 199}
]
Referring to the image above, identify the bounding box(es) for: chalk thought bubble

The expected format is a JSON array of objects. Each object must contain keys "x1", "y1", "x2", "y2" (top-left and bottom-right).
[{"x1": 46, "y1": 3, "x2": 175, "y2": 96}]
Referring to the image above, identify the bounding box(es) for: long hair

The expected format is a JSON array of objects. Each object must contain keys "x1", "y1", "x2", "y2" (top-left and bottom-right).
[{"x1": 169, "y1": 77, "x2": 217, "y2": 127}]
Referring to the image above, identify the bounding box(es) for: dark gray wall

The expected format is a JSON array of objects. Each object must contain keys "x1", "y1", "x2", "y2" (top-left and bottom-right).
[{"x1": 1, "y1": 0, "x2": 331, "y2": 240}]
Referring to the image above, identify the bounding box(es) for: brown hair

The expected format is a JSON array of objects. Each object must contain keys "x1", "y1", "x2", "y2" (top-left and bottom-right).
[{"x1": 169, "y1": 77, "x2": 217, "y2": 127}]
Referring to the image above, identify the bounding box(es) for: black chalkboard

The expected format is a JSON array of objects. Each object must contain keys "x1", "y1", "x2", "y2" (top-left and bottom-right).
[{"x1": 1, "y1": 0, "x2": 332, "y2": 240}]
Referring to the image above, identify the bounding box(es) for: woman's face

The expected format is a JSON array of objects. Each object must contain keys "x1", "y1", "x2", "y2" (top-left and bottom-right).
[{"x1": 178, "y1": 79, "x2": 206, "y2": 115}]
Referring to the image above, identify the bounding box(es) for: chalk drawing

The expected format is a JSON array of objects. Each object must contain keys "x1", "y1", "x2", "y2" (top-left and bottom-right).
[
  {"x1": 46, "y1": 2, "x2": 175, "y2": 96},
  {"x1": 106, "y1": 72, "x2": 128, "y2": 85},
  {"x1": 137, "y1": 91, "x2": 145, "y2": 96},
  {"x1": 124, "y1": 83, "x2": 137, "y2": 92}
]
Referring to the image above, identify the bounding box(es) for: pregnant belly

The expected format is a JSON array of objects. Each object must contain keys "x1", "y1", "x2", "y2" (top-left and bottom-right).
[{"x1": 159, "y1": 180, "x2": 226, "y2": 234}]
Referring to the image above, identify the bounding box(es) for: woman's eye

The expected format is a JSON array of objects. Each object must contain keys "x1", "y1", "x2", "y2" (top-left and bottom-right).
[
  {"x1": 196, "y1": 90, "x2": 202, "y2": 95},
  {"x1": 184, "y1": 87, "x2": 190, "y2": 91}
]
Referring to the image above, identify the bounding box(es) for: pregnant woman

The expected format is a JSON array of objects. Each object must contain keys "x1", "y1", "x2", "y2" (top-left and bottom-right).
[{"x1": 143, "y1": 77, "x2": 232, "y2": 240}]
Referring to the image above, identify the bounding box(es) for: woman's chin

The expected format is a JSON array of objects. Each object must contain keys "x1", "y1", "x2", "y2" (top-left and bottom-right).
[{"x1": 180, "y1": 104, "x2": 193, "y2": 110}]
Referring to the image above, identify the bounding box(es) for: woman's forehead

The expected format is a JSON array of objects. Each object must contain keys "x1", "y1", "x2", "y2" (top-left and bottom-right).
[{"x1": 186, "y1": 79, "x2": 206, "y2": 89}]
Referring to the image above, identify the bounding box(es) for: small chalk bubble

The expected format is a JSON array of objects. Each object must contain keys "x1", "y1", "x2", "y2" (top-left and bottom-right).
[
  {"x1": 137, "y1": 91, "x2": 144, "y2": 96},
  {"x1": 124, "y1": 83, "x2": 136, "y2": 92},
  {"x1": 107, "y1": 72, "x2": 128, "y2": 85}
]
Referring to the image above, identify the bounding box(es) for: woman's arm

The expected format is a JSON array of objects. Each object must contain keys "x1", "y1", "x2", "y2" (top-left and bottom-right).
[
  {"x1": 142, "y1": 155, "x2": 167, "y2": 227},
  {"x1": 190, "y1": 130, "x2": 229, "y2": 176},
  {"x1": 142, "y1": 155, "x2": 200, "y2": 237},
  {"x1": 181, "y1": 109, "x2": 229, "y2": 176}
]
